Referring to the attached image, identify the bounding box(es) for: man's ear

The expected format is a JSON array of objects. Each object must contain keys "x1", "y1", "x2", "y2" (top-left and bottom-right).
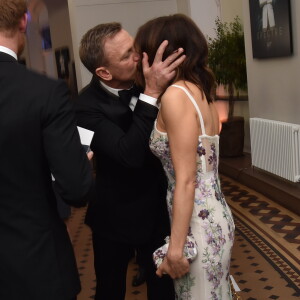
[
  {"x1": 19, "y1": 13, "x2": 28, "y2": 33},
  {"x1": 95, "y1": 67, "x2": 112, "y2": 81}
]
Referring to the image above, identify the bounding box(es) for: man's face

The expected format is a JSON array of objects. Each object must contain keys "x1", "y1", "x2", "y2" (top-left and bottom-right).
[{"x1": 104, "y1": 29, "x2": 139, "y2": 89}]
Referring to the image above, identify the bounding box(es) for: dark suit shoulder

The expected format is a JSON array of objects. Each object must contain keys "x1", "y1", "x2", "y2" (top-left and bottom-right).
[
  {"x1": 0, "y1": 61, "x2": 70, "y2": 116},
  {"x1": 21, "y1": 67, "x2": 67, "y2": 94},
  {"x1": 78, "y1": 77, "x2": 110, "y2": 102},
  {"x1": 75, "y1": 78, "x2": 115, "y2": 118},
  {"x1": 5, "y1": 59, "x2": 60, "y2": 85}
]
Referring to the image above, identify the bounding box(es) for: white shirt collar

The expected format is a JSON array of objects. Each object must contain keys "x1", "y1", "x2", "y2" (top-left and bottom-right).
[
  {"x1": 100, "y1": 81, "x2": 121, "y2": 97},
  {"x1": 99, "y1": 80, "x2": 135, "y2": 96},
  {"x1": 0, "y1": 46, "x2": 17, "y2": 60},
  {"x1": 99, "y1": 80, "x2": 138, "y2": 111}
]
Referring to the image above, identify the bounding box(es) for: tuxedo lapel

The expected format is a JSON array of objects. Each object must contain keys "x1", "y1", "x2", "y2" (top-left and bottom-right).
[{"x1": 91, "y1": 76, "x2": 133, "y2": 131}]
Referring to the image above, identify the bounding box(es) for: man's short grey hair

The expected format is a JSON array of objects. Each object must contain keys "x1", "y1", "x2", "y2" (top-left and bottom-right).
[{"x1": 79, "y1": 22, "x2": 122, "y2": 74}]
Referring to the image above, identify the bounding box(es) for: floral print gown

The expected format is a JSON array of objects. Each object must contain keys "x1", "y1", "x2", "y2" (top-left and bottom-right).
[{"x1": 150, "y1": 85, "x2": 235, "y2": 300}]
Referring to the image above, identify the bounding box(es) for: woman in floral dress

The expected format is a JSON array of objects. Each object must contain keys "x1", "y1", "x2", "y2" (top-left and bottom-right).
[{"x1": 134, "y1": 14, "x2": 235, "y2": 300}]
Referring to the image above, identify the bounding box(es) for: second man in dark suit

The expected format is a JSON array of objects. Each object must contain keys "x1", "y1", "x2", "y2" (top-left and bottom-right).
[
  {"x1": 0, "y1": 1, "x2": 94, "y2": 299},
  {"x1": 75, "y1": 23, "x2": 185, "y2": 300}
]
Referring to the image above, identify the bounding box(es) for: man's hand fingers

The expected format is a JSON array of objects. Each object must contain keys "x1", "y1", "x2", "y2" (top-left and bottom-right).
[
  {"x1": 162, "y1": 53, "x2": 185, "y2": 81},
  {"x1": 163, "y1": 48, "x2": 185, "y2": 67},
  {"x1": 161, "y1": 70, "x2": 176, "y2": 83},
  {"x1": 164, "y1": 54, "x2": 186, "y2": 78},
  {"x1": 142, "y1": 52, "x2": 150, "y2": 71},
  {"x1": 165, "y1": 52, "x2": 186, "y2": 71},
  {"x1": 153, "y1": 40, "x2": 168, "y2": 64}
]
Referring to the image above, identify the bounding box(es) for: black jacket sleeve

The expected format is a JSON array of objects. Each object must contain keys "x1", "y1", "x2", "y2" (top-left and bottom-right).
[
  {"x1": 76, "y1": 87, "x2": 158, "y2": 168},
  {"x1": 42, "y1": 80, "x2": 94, "y2": 205}
]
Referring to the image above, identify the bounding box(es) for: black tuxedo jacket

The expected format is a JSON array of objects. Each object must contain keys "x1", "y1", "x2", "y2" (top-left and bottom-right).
[
  {"x1": 0, "y1": 52, "x2": 93, "y2": 300},
  {"x1": 76, "y1": 76, "x2": 170, "y2": 244}
]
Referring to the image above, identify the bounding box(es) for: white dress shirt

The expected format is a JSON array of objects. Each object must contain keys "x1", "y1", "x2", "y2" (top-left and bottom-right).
[
  {"x1": 100, "y1": 81, "x2": 158, "y2": 111},
  {"x1": 0, "y1": 46, "x2": 17, "y2": 60}
]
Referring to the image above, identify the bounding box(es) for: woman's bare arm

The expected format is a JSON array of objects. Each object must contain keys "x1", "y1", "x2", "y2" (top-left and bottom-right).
[{"x1": 156, "y1": 85, "x2": 199, "y2": 279}]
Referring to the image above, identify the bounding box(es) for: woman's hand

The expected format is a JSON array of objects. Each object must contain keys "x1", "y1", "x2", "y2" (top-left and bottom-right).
[{"x1": 156, "y1": 252, "x2": 189, "y2": 279}]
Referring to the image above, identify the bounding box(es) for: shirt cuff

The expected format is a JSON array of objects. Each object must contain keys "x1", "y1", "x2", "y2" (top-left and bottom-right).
[{"x1": 139, "y1": 93, "x2": 158, "y2": 108}]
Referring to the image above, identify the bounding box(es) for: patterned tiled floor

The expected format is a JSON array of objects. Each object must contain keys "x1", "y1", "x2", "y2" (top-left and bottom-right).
[{"x1": 66, "y1": 175, "x2": 300, "y2": 300}]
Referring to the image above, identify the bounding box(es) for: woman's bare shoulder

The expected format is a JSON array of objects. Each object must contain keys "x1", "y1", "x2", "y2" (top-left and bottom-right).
[
  {"x1": 162, "y1": 81, "x2": 187, "y2": 101},
  {"x1": 161, "y1": 81, "x2": 199, "y2": 120},
  {"x1": 167, "y1": 81, "x2": 204, "y2": 101}
]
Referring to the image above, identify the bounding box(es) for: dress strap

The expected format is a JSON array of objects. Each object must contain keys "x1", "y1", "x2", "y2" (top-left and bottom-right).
[{"x1": 171, "y1": 84, "x2": 206, "y2": 135}]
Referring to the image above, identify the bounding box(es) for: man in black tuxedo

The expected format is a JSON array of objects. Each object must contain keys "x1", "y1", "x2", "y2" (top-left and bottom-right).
[
  {"x1": 0, "y1": 1, "x2": 94, "y2": 299},
  {"x1": 75, "y1": 23, "x2": 185, "y2": 300}
]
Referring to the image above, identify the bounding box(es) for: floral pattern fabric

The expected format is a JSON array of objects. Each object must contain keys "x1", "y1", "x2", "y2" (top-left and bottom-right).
[{"x1": 149, "y1": 86, "x2": 235, "y2": 300}]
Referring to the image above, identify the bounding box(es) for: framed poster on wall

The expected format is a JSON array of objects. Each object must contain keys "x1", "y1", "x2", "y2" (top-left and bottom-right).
[
  {"x1": 249, "y1": 0, "x2": 293, "y2": 59},
  {"x1": 55, "y1": 47, "x2": 70, "y2": 79}
]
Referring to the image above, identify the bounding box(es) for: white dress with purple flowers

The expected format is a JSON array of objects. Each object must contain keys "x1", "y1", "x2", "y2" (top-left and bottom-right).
[{"x1": 150, "y1": 85, "x2": 235, "y2": 300}]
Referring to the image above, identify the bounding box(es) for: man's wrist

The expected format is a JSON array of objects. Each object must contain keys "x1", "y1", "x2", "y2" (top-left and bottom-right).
[
  {"x1": 143, "y1": 88, "x2": 161, "y2": 99},
  {"x1": 139, "y1": 93, "x2": 158, "y2": 108}
]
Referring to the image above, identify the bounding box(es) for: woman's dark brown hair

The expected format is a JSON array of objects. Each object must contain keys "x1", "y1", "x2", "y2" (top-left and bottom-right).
[{"x1": 134, "y1": 14, "x2": 216, "y2": 103}]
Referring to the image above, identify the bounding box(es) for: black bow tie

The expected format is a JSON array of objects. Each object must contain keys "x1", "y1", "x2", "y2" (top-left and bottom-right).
[{"x1": 118, "y1": 85, "x2": 140, "y2": 106}]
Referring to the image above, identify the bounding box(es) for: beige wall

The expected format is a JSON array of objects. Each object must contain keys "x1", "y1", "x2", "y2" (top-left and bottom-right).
[
  {"x1": 242, "y1": 0, "x2": 300, "y2": 125},
  {"x1": 221, "y1": 0, "x2": 253, "y2": 153},
  {"x1": 25, "y1": 19, "x2": 45, "y2": 74},
  {"x1": 24, "y1": 0, "x2": 74, "y2": 82},
  {"x1": 223, "y1": 0, "x2": 250, "y2": 152},
  {"x1": 44, "y1": 0, "x2": 74, "y2": 78},
  {"x1": 44, "y1": 0, "x2": 77, "y2": 94},
  {"x1": 24, "y1": 1, "x2": 49, "y2": 75},
  {"x1": 45, "y1": 0, "x2": 74, "y2": 62},
  {"x1": 176, "y1": 0, "x2": 190, "y2": 15},
  {"x1": 221, "y1": 0, "x2": 243, "y2": 22},
  {"x1": 189, "y1": 0, "x2": 221, "y2": 39}
]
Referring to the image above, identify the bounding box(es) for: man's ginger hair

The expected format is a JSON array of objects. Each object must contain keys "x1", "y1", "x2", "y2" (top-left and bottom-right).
[{"x1": 0, "y1": 0, "x2": 27, "y2": 36}]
